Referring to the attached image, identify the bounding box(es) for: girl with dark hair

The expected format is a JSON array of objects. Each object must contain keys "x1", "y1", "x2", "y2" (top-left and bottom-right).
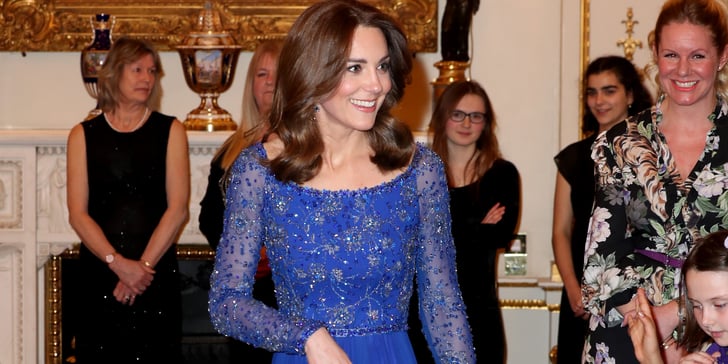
[{"x1": 629, "y1": 230, "x2": 728, "y2": 364}]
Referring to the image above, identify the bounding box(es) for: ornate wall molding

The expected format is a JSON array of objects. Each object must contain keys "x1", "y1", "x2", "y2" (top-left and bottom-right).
[
  {"x1": 37, "y1": 147, "x2": 71, "y2": 236},
  {"x1": 0, "y1": 129, "x2": 230, "y2": 263},
  {"x1": 0, "y1": 159, "x2": 23, "y2": 230},
  {"x1": 0, "y1": 129, "x2": 228, "y2": 363},
  {"x1": 0, "y1": 243, "x2": 25, "y2": 364},
  {"x1": 0, "y1": 0, "x2": 437, "y2": 53},
  {"x1": 500, "y1": 299, "x2": 547, "y2": 309}
]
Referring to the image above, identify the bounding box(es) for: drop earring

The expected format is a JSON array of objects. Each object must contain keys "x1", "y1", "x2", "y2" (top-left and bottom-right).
[{"x1": 310, "y1": 105, "x2": 319, "y2": 122}]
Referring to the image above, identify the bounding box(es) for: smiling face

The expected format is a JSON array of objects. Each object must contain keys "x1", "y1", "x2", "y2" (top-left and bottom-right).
[
  {"x1": 317, "y1": 26, "x2": 391, "y2": 133},
  {"x1": 586, "y1": 71, "x2": 633, "y2": 132},
  {"x1": 445, "y1": 93, "x2": 486, "y2": 148},
  {"x1": 686, "y1": 268, "x2": 728, "y2": 346},
  {"x1": 252, "y1": 52, "x2": 278, "y2": 115},
  {"x1": 118, "y1": 53, "x2": 156, "y2": 106},
  {"x1": 655, "y1": 21, "x2": 728, "y2": 108}
]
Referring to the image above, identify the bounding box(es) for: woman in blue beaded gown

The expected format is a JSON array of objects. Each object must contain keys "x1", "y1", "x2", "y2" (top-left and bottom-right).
[
  {"x1": 199, "y1": 38, "x2": 282, "y2": 364},
  {"x1": 207, "y1": 1, "x2": 475, "y2": 363},
  {"x1": 66, "y1": 37, "x2": 190, "y2": 363}
]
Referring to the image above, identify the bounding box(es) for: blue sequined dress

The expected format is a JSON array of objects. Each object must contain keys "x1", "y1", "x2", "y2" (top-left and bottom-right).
[{"x1": 209, "y1": 143, "x2": 475, "y2": 364}]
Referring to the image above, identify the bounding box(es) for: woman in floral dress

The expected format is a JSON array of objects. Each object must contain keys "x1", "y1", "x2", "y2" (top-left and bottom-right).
[
  {"x1": 553, "y1": 55, "x2": 652, "y2": 364},
  {"x1": 581, "y1": 0, "x2": 728, "y2": 362}
]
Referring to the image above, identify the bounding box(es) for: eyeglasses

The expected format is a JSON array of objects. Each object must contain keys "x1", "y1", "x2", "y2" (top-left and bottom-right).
[{"x1": 450, "y1": 110, "x2": 486, "y2": 124}]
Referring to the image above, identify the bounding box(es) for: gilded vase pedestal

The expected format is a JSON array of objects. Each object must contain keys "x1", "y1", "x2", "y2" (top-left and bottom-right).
[
  {"x1": 176, "y1": 1, "x2": 242, "y2": 132},
  {"x1": 432, "y1": 60, "x2": 470, "y2": 102}
]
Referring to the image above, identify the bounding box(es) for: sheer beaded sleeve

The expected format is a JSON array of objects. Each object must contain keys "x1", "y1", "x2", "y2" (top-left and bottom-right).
[
  {"x1": 414, "y1": 146, "x2": 476, "y2": 363},
  {"x1": 208, "y1": 145, "x2": 324, "y2": 354}
]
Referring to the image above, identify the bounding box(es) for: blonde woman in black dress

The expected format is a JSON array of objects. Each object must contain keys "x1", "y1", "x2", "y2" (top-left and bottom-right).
[{"x1": 67, "y1": 37, "x2": 190, "y2": 363}]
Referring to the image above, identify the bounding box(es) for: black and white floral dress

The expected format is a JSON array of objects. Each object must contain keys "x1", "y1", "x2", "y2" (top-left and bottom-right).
[{"x1": 582, "y1": 95, "x2": 728, "y2": 363}]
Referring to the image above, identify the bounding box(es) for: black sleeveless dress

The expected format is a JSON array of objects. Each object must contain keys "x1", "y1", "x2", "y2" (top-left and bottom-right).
[
  {"x1": 75, "y1": 112, "x2": 182, "y2": 364},
  {"x1": 552, "y1": 134, "x2": 596, "y2": 364}
]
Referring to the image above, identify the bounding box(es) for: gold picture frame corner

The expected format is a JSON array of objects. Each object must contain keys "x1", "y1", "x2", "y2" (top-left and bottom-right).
[{"x1": 0, "y1": 0, "x2": 437, "y2": 53}]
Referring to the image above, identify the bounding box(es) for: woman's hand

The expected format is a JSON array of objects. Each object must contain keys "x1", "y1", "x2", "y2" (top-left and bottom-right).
[
  {"x1": 304, "y1": 327, "x2": 351, "y2": 364},
  {"x1": 566, "y1": 285, "x2": 589, "y2": 319},
  {"x1": 109, "y1": 256, "x2": 154, "y2": 295},
  {"x1": 481, "y1": 202, "x2": 505, "y2": 224},
  {"x1": 113, "y1": 281, "x2": 138, "y2": 306}
]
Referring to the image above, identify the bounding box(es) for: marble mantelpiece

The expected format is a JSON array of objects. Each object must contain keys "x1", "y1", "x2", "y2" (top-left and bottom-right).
[{"x1": 0, "y1": 129, "x2": 229, "y2": 364}]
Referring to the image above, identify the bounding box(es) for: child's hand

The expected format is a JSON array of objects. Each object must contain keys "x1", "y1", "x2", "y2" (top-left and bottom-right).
[
  {"x1": 627, "y1": 288, "x2": 663, "y2": 364},
  {"x1": 678, "y1": 351, "x2": 720, "y2": 363}
]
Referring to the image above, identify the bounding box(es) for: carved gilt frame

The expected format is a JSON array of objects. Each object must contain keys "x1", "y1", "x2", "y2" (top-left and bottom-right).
[
  {"x1": 578, "y1": 0, "x2": 591, "y2": 137},
  {"x1": 45, "y1": 244, "x2": 216, "y2": 364},
  {"x1": 0, "y1": 0, "x2": 437, "y2": 52}
]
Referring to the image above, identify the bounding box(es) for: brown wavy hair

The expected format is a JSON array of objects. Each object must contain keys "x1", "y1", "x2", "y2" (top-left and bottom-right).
[
  {"x1": 429, "y1": 80, "x2": 499, "y2": 187},
  {"x1": 679, "y1": 230, "x2": 728, "y2": 351},
  {"x1": 267, "y1": 0, "x2": 414, "y2": 184}
]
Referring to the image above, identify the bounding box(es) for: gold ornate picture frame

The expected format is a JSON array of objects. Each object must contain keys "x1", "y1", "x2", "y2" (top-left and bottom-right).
[
  {"x1": 45, "y1": 244, "x2": 218, "y2": 364},
  {"x1": 0, "y1": 0, "x2": 437, "y2": 52}
]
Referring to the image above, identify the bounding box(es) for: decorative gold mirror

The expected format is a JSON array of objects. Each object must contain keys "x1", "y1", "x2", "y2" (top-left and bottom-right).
[{"x1": 0, "y1": 0, "x2": 437, "y2": 52}]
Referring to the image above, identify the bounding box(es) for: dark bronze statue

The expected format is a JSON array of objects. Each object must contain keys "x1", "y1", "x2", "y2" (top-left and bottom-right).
[{"x1": 441, "y1": 0, "x2": 480, "y2": 62}]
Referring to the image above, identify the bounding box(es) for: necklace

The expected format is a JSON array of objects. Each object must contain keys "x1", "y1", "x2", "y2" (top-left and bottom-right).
[{"x1": 104, "y1": 107, "x2": 149, "y2": 132}]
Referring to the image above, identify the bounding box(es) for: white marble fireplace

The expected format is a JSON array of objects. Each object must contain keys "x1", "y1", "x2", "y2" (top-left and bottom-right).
[{"x1": 0, "y1": 130, "x2": 228, "y2": 364}]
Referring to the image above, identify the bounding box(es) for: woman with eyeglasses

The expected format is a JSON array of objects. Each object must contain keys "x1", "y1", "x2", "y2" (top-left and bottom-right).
[
  {"x1": 411, "y1": 79, "x2": 520, "y2": 364},
  {"x1": 551, "y1": 55, "x2": 653, "y2": 364}
]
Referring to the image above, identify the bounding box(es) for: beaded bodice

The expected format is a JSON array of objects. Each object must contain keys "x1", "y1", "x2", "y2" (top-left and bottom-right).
[{"x1": 209, "y1": 143, "x2": 474, "y2": 362}]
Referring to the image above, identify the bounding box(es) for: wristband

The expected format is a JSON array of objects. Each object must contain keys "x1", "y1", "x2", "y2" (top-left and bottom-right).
[{"x1": 661, "y1": 335, "x2": 675, "y2": 350}]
